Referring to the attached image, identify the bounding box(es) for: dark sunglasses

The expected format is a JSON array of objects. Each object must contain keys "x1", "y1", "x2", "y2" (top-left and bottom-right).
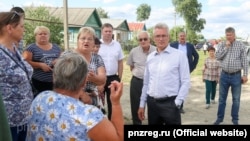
[
  {"x1": 8, "y1": 11, "x2": 21, "y2": 24},
  {"x1": 139, "y1": 38, "x2": 148, "y2": 42}
]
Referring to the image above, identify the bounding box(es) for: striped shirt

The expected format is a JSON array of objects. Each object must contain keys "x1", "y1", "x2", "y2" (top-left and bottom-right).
[
  {"x1": 216, "y1": 40, "x2": 248, "y2": 76},
  {"x1": 25, "y1": 43, "x2": 61, "y2": 82}
]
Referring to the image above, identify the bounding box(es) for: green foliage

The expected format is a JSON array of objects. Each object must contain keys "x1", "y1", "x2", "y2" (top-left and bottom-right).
[
  {"x1": 97, "y1": 7, "x2": 109, "y2": 18},
  {"x1": 136, "y1": 3, "x2": 151, "y2": 21},
  {"x1": 169, "y1": 26, "x2": 185, "y2": 42},
  {"x1": 23, "y1": 6, "x2": 64, "y2": 49},
  {"x1": 191, "y1": 50, "x2": 206, "y2": 76},
  {"x1": 172, "y1": 0, "x2": 206, "y2": 43}
]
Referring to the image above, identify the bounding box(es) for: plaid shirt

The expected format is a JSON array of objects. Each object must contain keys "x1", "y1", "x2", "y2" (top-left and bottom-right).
[
  {"x1": 203, "y1": 57, "x2": 220, "y2": 81},
  {"x1": 216, "y1": 40, "x2": 248, "y2": 76}
]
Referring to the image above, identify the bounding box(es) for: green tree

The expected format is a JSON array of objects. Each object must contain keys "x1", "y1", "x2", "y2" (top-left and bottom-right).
[
  {"x1": 24, "y1": 6, "x2": 63, "y2": 49},
  {"x1": 136, "y1": 3, "x2": 151, "y2": 21},
  {"x1": 172, "y1": 0, "x2": 206, "y2": 43},
  {"x1": 169, "y1": 26, "x2": 185, "y2": 42},
  {"x1": 146, "y1": 27, "x2": 155, "y2": 46},
  {"x1": 97, "y1": 7, "x2": 109, "y2": 18}
]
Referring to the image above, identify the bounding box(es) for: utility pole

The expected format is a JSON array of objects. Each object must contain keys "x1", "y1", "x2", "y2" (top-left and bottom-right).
[
  {"x1": 63, "y1": 0, "x2": 69, "y2": 50},
  {"x1": 174, "y1": 10, "x2": 177, "y2": 41}
]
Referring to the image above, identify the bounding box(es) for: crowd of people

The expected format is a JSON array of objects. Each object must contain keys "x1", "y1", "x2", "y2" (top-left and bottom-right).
[{"x1": 0, "y1": 6, "x2": 249, "y2": 141}]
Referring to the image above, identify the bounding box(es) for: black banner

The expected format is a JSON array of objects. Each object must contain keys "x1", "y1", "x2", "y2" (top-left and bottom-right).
[{"x1": 125, "y1": 125, "x2": 250, "y2": 140}]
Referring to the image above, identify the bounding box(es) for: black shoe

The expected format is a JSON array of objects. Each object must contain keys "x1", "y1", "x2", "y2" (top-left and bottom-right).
[
  {"x1": 232, "y1": 120, "x2": 238, "y2": 125},
  {"x1": 180, "y1": 109, "x2": 185, "y2": 114},
  {"x1": 213, "y1": 120, "x2": 222, "y2": 125},
  {"x1": 101, "y1": 108, "x2": 106, "y2": 114}
]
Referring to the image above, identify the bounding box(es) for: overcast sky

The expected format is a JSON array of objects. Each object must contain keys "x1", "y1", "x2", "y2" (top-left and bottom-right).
[{"x1": 1, "y1": 0, "x2": 250, "y2": 41}]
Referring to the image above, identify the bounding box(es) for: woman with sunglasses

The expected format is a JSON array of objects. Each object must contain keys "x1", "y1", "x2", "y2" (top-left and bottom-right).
[{"x1": 0, "y1": 11, "x2": 33, "y2": 141}]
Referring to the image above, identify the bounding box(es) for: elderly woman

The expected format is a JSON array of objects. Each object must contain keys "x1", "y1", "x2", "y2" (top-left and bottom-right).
[
  {"x1": 26, "y1": 52, "x2": 124, "y2": 141},
  {"x1": 23, "y1": 26, "x2": 61, "y2": 96},
  {"x1": 0, "y1": 11, "x2": 33, "y2": 141},
  {"x1": 66, "y1": 27, "x2": 106, "y2": 107}
]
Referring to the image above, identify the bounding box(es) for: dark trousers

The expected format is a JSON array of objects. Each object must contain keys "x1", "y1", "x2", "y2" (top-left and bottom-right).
[
  {"x1": 32, "y1": 78, "x2": 53, "y2": 96},
  {"x1": 205, "y1": 80, "x2": 217, "y2": 104},
  {"x1": 104, "y1": 75, "x2": 120, "y2": 120},
  {"x1": 147, "y1": 96, "x2": 181, "y2": 125},
  {"x1": 130, "y1": 76, "x2": 143, "y2": 125},
  {"x1": 10, "y1": 125, "x2": 27, "y2": 141}
]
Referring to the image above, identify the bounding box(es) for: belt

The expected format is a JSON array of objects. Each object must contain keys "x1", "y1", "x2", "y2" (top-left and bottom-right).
[
  {"x1": 107, "y1": 74, "x2": 117, "y2": 77},
  {"x1": 148, "y1": 95, "x2": 177, "y2": 102},
  {"x1": 222, "y1": 70, "x2": 241, "y2": 75},
  {"x1": 132, "y1": 76, "x2": 143, "y2": 80}
]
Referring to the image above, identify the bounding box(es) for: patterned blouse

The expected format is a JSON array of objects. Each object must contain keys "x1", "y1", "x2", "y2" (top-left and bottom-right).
[
  {"x1": 62, "y1": 51, "x2": 105, "y2": 93},
  {"x1": 85, "y1": 53, "x2": 105, "y2": 93},
  {"x1": 203, "y1": 57, "x2": 221, "y2": 81},
  {"x1": 26, "y1": 91, "x2": 104, "y2": 141},
  {"x1": 0, "y1": 45, "x2": 33, "y2": 127}
]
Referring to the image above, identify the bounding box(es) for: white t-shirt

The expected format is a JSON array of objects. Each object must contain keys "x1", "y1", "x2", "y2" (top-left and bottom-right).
[{"x1": 203, "y1": 44, "x2": 208, "y2": 50}]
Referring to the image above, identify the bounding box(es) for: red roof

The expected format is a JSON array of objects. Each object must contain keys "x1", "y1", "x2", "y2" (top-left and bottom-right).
[{"x1": 128, "y1": 22, "x2": 146, "y2": 31}]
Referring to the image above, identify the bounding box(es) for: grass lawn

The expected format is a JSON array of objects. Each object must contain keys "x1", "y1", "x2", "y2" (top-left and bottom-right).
[{"x1": 121, "y1": 49, "x2": 207, "y2": 84}]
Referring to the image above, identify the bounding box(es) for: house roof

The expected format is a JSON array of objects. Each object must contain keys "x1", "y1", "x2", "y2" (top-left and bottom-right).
[
  {"x1": 101, "y1": 18, "x2": 129, "y2": 31},
  {"x1": 46, "y1": 7, "x2": 102, "y2": 28},
  {"x1": 128, "y1": 22, "x2": 147, "y2": 31}
]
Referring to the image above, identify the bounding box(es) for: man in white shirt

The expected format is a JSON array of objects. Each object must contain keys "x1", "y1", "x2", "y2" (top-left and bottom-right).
[
  {"x1": 203, "y1": 43, "x2": 208, "y2": 55},
  {"x1": 138, "y1": 23, "x2": 190, "y2": 125},
  {"x1": 98, "y1": 23, "x2": 124, "y2": 120}
]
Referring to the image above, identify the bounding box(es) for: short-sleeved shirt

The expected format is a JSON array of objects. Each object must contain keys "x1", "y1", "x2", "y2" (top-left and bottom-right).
[
  {"x1": 85, "y1": 53, "x2": 105, "y2": 92},
  {"x1": 203, "y1": 58, "x2": 220, "y2": 81},
  {"x1": 98, "y1": 40, "x2": 124, "y2": 76},
  {"x1": 26, "y1": 91, "x2": 104, "y2": 141},
  {"x1": 61, "y1": 51, "x2": 105, "y2": 93},
  {"x1": 25, "y1": 43, "x2": 61, "y2": 82},
  {"x1": 0, "y1": 45, "x2": 33, "y2": 127},
  {"x1": 126, "y1": 45, "x2": 156, "y2": 79}
]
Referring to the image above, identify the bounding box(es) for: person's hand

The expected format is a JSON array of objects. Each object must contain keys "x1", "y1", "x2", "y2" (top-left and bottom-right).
[
  {"x1": 97, "y1": 85, "x2": 104, "y2": 93},
  {"x1": 109, "y1": 80, "x2": 123, "y2": 105},
  {"x1": 40, "y1": 63, "x2": 53, "y2": 72},
  {"x1": 138, "y1": 107, "x2": 145, "y2": 121},
  {"x1": 79, "y1": 90, "x2": 92, "y2": 104},
  {"x1": 226, "y1": 40, "x2": 231, "y2": 48},
  {"x1": 241, "y1": 76, "x2": 248, "y2": 84},
  {"x1": 87, "y1": 70, "x2": 96, "y2": 82}
]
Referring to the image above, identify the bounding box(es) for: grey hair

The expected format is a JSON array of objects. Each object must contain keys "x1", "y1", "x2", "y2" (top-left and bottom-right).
[
  {"x1": 77, "y1": 26, "x2": 95, "y2": 39},
  {"x1": 53, "y1": 52, "x2": 88, "y2": 91},
  {"x1": 225, "y1": 27, "x2": 235, "y2": 34},
  {"x1": 34, "y1": 26, "x2": 50, "y2": 35},
  {"x1": 137, "y1": 31, "x2": 150, "y2": 39},
  {"x1": 153, "y1": 23, "x2": 169, "y2": 35}
]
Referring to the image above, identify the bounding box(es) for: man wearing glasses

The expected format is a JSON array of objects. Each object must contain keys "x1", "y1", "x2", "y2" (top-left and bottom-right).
[{"x1": 127, "y1": 31, "x2": 156, "y2": 125}]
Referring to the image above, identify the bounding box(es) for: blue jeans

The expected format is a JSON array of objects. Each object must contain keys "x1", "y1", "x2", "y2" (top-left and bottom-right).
[{"x1": 216, "y1": 71, "x2": 242, "y2": 123}]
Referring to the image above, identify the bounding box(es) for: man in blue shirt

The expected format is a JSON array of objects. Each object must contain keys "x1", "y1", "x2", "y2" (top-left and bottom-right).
[{"x1": 138, "y1": 23, "x2": 190, "y2": 125}]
